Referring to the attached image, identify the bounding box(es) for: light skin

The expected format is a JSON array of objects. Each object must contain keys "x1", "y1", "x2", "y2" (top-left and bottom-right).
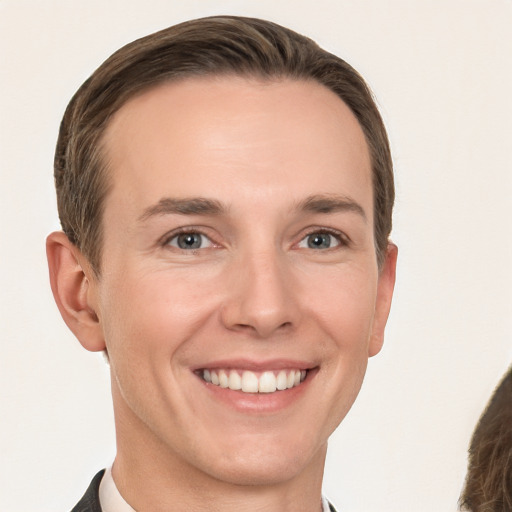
[{"x1": 47, "y1": 76, "x2": 397, "y2": 512}]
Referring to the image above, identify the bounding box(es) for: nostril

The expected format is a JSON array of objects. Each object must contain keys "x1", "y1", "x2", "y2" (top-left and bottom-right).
[{"x1": 233, "y1": 323, "x2": 258, "y2": 332}]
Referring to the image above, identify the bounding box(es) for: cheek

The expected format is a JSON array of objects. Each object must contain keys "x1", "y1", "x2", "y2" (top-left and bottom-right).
[
  {"x1": 314, "y1": 267, "x2": 378, "y2": 349},
  {"x1": 312, "y1": 269, "x2": 377, "y2": 421},
  {"x1": 98, "y1": 271, "x2": 206, "y2": 417},
  {"x1": 99, "y1": 269, "x2": 219, "y2": 362}
]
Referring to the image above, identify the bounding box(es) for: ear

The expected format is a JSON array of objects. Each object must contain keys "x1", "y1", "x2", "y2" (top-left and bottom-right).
[
  {"x1": 46, "y1": 231, "x2": 106, "y2": 352},
  {"x1": 368, "y1": 242, "x2": 398, "y2": 357}
]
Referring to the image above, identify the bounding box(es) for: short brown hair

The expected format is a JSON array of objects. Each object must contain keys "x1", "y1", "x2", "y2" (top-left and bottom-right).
[
  {"x1": 55, "y1": 15, "x2": 394, "y2": 274},
  {"x1": 459, "y1": 366, "x2": 512, "y2": 511}
]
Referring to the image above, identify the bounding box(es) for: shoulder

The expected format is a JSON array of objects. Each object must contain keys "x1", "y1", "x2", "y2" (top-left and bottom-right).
[{"x1": 70, "y1": 469, "x2": 105, "y2": 512}]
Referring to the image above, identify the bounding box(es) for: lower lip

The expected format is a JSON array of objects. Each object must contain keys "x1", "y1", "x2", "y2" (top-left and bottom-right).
[{"x1": 196, "y1": 369, "x2": 317, "y2": 414}]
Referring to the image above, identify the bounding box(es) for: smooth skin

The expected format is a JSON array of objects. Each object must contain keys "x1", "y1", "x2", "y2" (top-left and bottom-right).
[{"x1": 47, "y1": 76, "x2": 397, "y2": 512}]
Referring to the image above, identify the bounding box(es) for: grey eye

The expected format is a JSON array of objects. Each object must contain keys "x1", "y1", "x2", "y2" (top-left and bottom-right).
[
  {"x1": 168, "y1": 232, "x2": 212, "y2": 250},
  {"x1": 298, "y1": 232, "x2": 341, "y2": 250}
]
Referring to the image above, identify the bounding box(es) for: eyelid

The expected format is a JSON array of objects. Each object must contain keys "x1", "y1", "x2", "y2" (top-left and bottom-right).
[
  {"x1": 295, "y1": 227, "x2": 351, "y2": 249},
  {"x1": 168, "y1": 233, "x2": 213, "y2": 250},
  {"x1": 157, "y1": 225, "x2": 350, "y2": 251},
  {"x1": 159, "y1": 226, "x2": 219, "y2": 249}
]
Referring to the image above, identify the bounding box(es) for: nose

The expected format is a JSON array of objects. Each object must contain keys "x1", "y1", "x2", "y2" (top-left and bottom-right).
[{"x1": 220, "y1": 249, "x2": 300, "y2": 338}]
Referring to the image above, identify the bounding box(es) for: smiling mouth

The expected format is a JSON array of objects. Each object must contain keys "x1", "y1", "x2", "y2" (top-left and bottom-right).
[{"x1": 199, "y1": 368, "x2": 308, "y2": 394}]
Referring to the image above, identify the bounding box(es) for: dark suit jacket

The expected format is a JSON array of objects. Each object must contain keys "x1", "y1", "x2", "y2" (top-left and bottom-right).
[
  {"x1": 71, "y1": 470, "x2": 104, "y2": 512},
  {"x1": 71, "y1": 469, "x2": 338, "y2": 511}
]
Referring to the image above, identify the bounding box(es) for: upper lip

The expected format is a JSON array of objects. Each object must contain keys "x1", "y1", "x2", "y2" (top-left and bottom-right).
[{"x1": 192, "y1": 358, "x2": 316, "y2": 372}]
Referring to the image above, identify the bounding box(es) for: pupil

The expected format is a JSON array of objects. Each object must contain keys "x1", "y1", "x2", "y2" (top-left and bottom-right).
[
  {"x1": 308, "y1": 233, "x2": 330, "y2": 249},
  {"x1": 178, "y1": 233, "x2": 201, "y2": 249}
]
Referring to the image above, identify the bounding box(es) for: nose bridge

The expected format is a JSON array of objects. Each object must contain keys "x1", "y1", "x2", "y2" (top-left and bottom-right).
[{"x1": 221, "y1": 245, "x2": 298, "y2": 337}]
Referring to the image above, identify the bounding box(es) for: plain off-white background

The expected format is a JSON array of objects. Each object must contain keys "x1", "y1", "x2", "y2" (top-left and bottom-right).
[{"x1": 1, "y1": 1, "x2": 511, "y2": 511}]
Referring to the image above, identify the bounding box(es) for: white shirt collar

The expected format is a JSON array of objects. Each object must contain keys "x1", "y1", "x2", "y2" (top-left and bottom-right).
[
  {"x1": 98, "y1": 466, "x2": 135, "y2": 512},
  {"x1": 99, "y1": 465, "x2": 334, "y2": 512}
]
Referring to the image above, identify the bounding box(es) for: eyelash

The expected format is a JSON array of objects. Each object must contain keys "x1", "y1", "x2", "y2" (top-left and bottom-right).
[
  {"x1": 161, "y1": 228, "x2": 217, "y2": 252},
  {"x1": 297, "y1": 228, "x2": 350, "y2": 250},
  {"x1": 160, "y1": 226, "x2": 349, "y2": 253}
]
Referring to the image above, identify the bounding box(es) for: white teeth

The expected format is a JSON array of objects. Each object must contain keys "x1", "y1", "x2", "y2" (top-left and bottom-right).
[
  {"x1": 228, "y1": 370, "x2": 242, "y2": 390},
  {"x1": 276, "y1": 370, "x2": 287, "y2": 390},
  {"x1": 258, "y1": 371, "x2": 277, "y2": 393},
  {"x1": 202, "y1": 368, "x2": 308, "y2": 394},
  {"x1": 241, "y1": 371, "x2": 259, "y2": 392},
  {"x1": 219, "y1": 370, "x2": 229, "y2": 388}
]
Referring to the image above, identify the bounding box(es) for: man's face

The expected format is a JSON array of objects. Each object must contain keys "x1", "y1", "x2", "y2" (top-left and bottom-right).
[{"x1": 89, "y1": 76, "x2": 395, "y2": 485}]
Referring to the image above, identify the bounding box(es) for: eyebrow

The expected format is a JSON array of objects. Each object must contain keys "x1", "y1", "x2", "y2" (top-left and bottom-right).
[
  {"x1": 138, "y1": 193, "x2": 366, "y2": 222},
  {"x1": 296, "y1": 194, "x2": 367, "y2": 221},
  {"x1": 138, "y1": 197, "x2": 226, "y2": 222}
]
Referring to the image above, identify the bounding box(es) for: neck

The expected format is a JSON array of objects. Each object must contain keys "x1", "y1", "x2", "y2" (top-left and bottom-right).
[{"x1": 111, "y1": 381, "x2": 326, "y2": 512}]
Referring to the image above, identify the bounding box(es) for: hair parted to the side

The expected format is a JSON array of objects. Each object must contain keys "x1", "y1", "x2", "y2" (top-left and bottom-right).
[
  {"x1": 459, "y1": 366, "x2": 512, "y2": 512},
  {"x1": 55, "y1": 15, "x2": 394, "y2": 275}
]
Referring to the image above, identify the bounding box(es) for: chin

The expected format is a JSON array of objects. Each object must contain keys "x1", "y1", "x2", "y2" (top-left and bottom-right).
[
  {"x1": 208, "y1": 458, "x2": 303, "y2": 487},
  {"x1": 199, "y1": 437, "x2": 325, "y2": 487}
]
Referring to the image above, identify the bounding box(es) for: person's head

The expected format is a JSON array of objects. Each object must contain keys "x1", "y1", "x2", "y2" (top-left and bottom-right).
[
  {"x1": 459, "y1": 366, "x2": 512, "y2": 511},
  {"x1": 47, "y1": 15, "x2": 397, "y2": 495},
  {"x1": 53, "y1": 15, "x2": 393, "y2": 276}
]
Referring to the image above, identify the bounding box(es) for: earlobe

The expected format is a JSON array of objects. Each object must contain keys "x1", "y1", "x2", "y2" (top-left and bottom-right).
[
  {"x1": 46, "y1": 231, "x2": 106, "y2": 352},
  {"x1": 368, "y1": 242, "x2": 398, "y2": 357}
]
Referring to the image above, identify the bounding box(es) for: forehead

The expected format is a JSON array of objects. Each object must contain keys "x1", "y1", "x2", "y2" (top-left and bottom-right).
[{"x1": 102, "y1": 76, "x2": 372, "y2": 218}]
